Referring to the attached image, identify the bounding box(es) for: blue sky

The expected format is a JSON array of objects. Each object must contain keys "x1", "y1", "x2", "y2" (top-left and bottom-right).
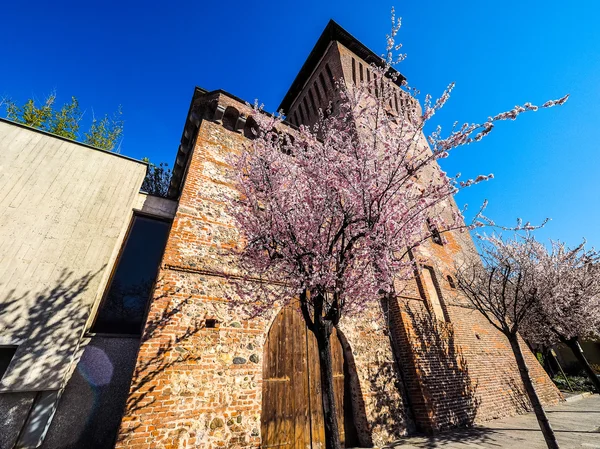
[{"x1": 1, "y1": 1, "x2": 598, "y2": 248}]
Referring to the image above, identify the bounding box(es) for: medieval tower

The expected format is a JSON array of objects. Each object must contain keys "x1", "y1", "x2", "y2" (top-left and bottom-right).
[{"x1": 112, "y1": 21, "x2": 561, "y2": 449}]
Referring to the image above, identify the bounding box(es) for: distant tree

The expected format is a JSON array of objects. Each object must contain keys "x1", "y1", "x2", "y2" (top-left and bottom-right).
[
  {"x1": 522, "y1": 240, "x2": 600, "y2": 393},
  {"x1": 2, "y1": 92, "x2": 122, "y2": 151},
  {"x1": 141, "y1": 159, "x2": 172, "y2": 197},
  {"x1": 5, "y1": 92, "x2": 82, "y2": 139},
  {"x1": 456, "y1": 234, "x2": 559, "y2": 449},
  {"x1": 50, "y1": 96, "x2": 82, "y2": 140}
]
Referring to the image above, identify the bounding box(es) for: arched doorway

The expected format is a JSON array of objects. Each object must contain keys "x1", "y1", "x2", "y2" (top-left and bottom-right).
[{"x1": 261, "y1": 307, "x2": 358, "y2": 448}]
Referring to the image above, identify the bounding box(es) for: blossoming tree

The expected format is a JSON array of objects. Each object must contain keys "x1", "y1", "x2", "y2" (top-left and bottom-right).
[
  {"x1": 228, "y1": 11, "x2": 567, "y2": 449},
  {"x1": 455, "y1": 234, "x2": 560, "y2": 449},
  {"x1": 523, "y1": 240, "x2": 600, "y2": 393}
]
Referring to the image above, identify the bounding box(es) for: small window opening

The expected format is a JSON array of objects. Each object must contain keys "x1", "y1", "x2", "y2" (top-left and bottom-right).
[
  {"x1": 298, "y1": 103, "x2": 306, "y2": 123},
  {"x1": 352, "y1": 58, "x2": 356, "y2": 85},
  {"x1": 319, "y1": 72, "x2": 329, "y2": 97},
  {"x1": 308, "y1": 90, "x2": 317, "y2": 115},
  {"x1": 205, "y1": 319, "x2": 218, "y2": 329},
  {"x1": 359, "y1": 62, "x2": 364, "y2": 82},
  {"x1": 325, "y1": 64, "x2": 335, "y2": 87},
  {"x1": 427, "y1": 219, "x2": 443, "y2": 245},
  {"x1": 303, "y1": 97, "x2": 311, "y2": 120},
  {"x1": 314, "y1": 81, "x2": 323, "y2": 105},
  {"x1": 447, "y1": 275, "x2": 456, "y2": 289}
]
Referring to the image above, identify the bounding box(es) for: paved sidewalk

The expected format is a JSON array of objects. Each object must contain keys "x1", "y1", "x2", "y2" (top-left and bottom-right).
[{"x1": 386, "y1": 394, "x2": 600, "y2": 448}]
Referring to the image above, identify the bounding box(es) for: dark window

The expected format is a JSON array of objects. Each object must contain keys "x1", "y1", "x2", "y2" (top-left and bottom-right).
[
  {"x1": 447, "y1": 275, "x2": 456, "y2": 289},
  {"x1": 205, "y1": 319, "x2": 218, "y2": 329},
  {"x1": 352, "y1": 58, "x2": 356, "y2": 85},
  {"x1": 92, "y1": 215, "x2": 170, "y2": 335},
  {"x1": 222, "y1": 106, "x2": 239, "y2": 131},
  {"x1": 359, "y1": 62, "x2": 364, "y2": 82},
  {"x1": 427, "y1": 219, "x2": 443, "y2": 245},
  {"x1": 0, "y1": 346, "x2": 17, "y2": 379}
]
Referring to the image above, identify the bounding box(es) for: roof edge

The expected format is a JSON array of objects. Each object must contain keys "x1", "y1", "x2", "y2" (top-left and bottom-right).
[
  {"x1": 0, "y1": 116, "x2": 148, "y2": 166},
  {"x1": 278, "y1": 19, "x2": 405, "y2": 113}
]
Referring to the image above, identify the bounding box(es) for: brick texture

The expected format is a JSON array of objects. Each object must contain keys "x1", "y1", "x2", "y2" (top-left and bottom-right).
[{"x1": 116, "y1": 39, "x2": 561, "y2": 449}]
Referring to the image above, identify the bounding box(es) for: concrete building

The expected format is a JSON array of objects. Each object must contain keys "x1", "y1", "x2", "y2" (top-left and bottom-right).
[{"x1": 1, "y1": 20, "x2": 561, "y2": 449}]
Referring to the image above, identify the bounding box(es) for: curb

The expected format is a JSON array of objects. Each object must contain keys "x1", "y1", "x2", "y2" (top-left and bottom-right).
[{"x1": 564, "y1": 391, "x2": 594, "y2": 402}]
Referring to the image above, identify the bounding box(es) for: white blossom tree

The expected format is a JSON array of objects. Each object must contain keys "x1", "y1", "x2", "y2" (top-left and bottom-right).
[
  {"x1": 455, "y1": 234, "x2": 562, "y2": 449},
  {"x1": 523, "y1": 240, "x2": 600, "y2": 392},
  {"x1": 228, "y1": 11, "x2": 567, "y2": 449}
]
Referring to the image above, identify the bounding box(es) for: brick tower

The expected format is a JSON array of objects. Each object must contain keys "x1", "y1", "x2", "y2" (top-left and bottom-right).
[{"x1": 116, "y1": 20, "x2": 561, "y2": 449}]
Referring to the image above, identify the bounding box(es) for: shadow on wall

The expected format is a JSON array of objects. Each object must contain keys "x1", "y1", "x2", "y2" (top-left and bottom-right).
[
  {"x1": 0, "y1": 270, "x2": 204, "y2": 449},
  {"x1": 0, "y1": 269, "x2": 101, "y2": 390},
  {"x1": 384, "y1": 296, "x2": 481, "y2": 436},
  {"x1": 336, "y1": 329, "x2": 374, "y2": 447},
  {"x1": 363, "y1": 333, "x2": 413, "y2": 442},
  {"x1": 115, "y1": 280, "x2": 205, "y2": 445}
]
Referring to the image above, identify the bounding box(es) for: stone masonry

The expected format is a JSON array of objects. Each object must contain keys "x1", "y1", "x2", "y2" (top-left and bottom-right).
[{"x1": 116, "y1": 21, "x2": 562, "y2": 449}]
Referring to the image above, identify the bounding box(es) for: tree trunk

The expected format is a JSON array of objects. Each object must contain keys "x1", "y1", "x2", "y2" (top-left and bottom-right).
[
  {"x1": 565, "y1": 337, "x2": 600, "y2": 393},
  {"x1": 314, "y1": 321, "x2": 342, "y2": 449},
  {"x1": 508, "y1": 332, "x2": 560, "y2": 449}
]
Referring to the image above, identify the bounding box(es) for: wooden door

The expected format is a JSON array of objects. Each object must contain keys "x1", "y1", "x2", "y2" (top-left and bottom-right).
[{"x1": 261, "y1": 307, "x2": 349, "y2": 449}]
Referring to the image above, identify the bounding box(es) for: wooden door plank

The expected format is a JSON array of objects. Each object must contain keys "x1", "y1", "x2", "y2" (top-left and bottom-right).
[
  {"x1": 332, "y1": 329, "x2": 346, "y2": 446},
  {"x1": 307, "y1": 328, "x2": 326, "y2": 448}
]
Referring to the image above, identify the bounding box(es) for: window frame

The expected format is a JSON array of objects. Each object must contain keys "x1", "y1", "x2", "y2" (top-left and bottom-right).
[{"x1": 88, "y1": 211, "x2": 172, "y2": 337}]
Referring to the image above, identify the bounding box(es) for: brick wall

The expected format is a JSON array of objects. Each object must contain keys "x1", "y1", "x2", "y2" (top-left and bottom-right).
[{"x1": 117, "y1": 60, "x2": 561, "y2": 447}]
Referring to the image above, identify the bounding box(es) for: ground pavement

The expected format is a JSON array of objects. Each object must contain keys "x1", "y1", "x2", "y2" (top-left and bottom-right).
[{"x1": 386, "y1": 394, "x2": 600, "y2": 449}]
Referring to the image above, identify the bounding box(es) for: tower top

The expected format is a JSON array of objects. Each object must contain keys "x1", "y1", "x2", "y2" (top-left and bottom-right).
[{"x1": 278, "y1": 20, "x2": 405, "y2": 114}]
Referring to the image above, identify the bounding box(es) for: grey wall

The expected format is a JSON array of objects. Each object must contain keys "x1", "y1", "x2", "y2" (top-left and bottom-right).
[
  {"x1": 0, "y1": 120, "x2": 147, "y2": 392},
  {"x1": 0, "y1": 391, "x2": 36, "y2": 449},
  {"x1": 41, "y1": 337, "x2": 141, "y2": 449}
]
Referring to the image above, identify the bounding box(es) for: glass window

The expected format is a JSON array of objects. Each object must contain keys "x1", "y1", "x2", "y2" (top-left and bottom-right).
[{"x1": 92, "y1": 215, "x2": 170, "y2": 335}]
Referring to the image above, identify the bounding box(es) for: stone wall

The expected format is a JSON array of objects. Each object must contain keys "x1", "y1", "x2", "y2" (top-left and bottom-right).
[
  {"x1": 117, "y1": 41, "x2": 562, "y2": 447},
  {"x1": 116, "y1": 93, "x2": 413, "y2": 448}
]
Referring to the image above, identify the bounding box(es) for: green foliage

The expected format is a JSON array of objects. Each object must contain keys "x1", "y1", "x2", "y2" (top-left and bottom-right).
[
  {"x1": 6, "y1": 93, "x2": 57, "y2": 131},
  {"x1": 536, "y1": 352, "x2": 545, "y2": 366},
  {"x1": 2, "y1": 92, "x2": 121, "y2": 151},
  {"x1": 84, "y1": 106, "x2": 124, "y2": 152},
  {"x1": 141, "y1": 158, "x2": 172, "y2": 198},
  {"x1": 50, "y1": 96, "x2": 82, "y2": 140},
  {"x1": 553, "y1": 374, "x2": 596, "y2": 392}
]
